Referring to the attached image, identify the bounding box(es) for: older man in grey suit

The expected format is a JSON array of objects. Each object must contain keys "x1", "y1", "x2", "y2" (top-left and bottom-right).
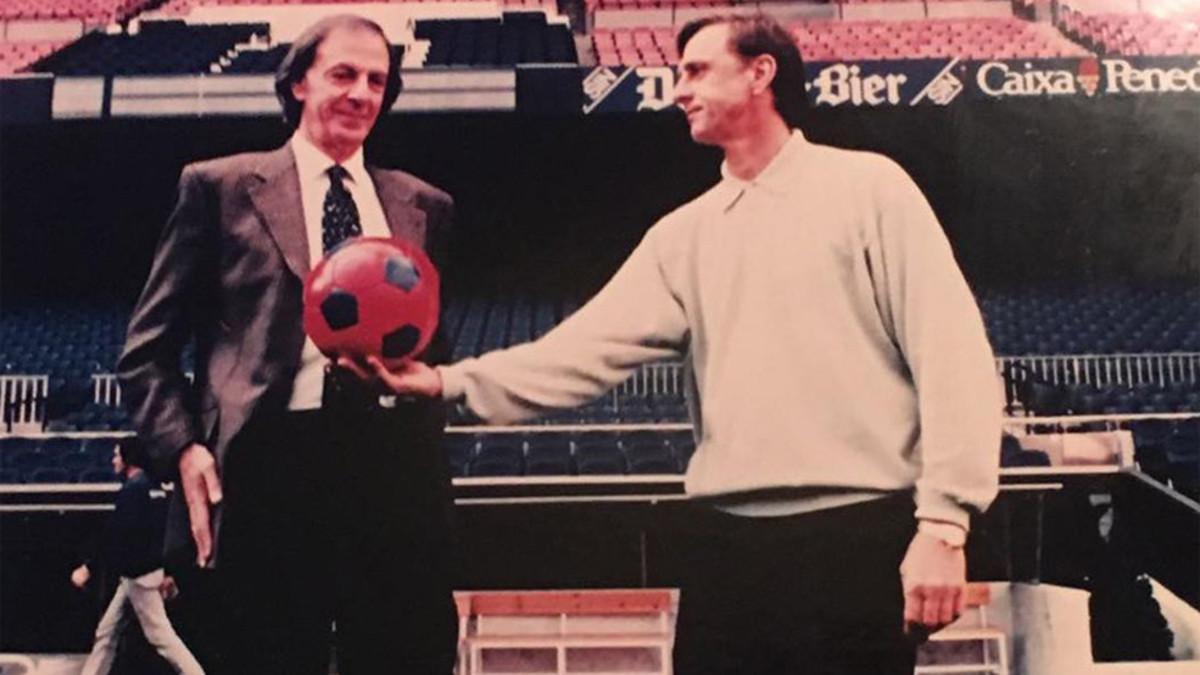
[{"x1": 117, "y1": 14, "x2": 458, "y2": 675}]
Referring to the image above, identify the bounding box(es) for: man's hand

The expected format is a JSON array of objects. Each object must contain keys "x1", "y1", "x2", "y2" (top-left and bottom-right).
[
  {"x1": 335, "y1": 355, "x2": 442, "y2": 398},
  {"x1": 70, "y1": 564, "x2": 90, "y2": 589},
  {"x1": 900, "y1": 529, "x2": 965, "y2": 636},
  {"x1": 159, "y1": 575, "x2": 180, "y2": 601},
  {"x1": 179, "y1": 443, "x2": 223, "y2": 568}
]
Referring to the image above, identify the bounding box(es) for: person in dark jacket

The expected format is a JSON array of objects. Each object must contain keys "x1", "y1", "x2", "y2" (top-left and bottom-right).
[{"x1": 71, "y1": 438, "x2": 203, "y2": 675}]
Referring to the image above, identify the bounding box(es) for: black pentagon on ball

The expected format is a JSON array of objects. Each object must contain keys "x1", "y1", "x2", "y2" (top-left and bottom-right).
[
  {"x1": 381, "y1": 324, "x2": 421, "y2": 358},
  {"x1": 320, "y1": 289, "x2": 359, "y2": 330},
  {"x1": 384, "y1": 256, "x2": 420, "y2": 292}
]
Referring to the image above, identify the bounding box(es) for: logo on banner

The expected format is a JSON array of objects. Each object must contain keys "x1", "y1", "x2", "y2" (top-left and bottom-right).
[
  {"x1": 910, "y1": 58, "x2": 964, "y2": 106},
  {"x1": 1103, "y1": 59, "x2": 1200, "y2": 93},
  {"x1": 583, "y1": 67, "x2": 621, "y2": 107},
  {"x1": 1077, "y1": 58, "x2": 1101, "y2": 96},
  {"x1": 635, "y1": 67, "x2": 676, "y2": 111},
  {"x1": 807, "y1": 64, "x2": 908, "y2": 107},
  {"x1": 977, "y1": 61, "x2": 1079, "y2": 97}
]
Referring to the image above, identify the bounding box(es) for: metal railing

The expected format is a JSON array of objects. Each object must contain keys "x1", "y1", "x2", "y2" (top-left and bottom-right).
[
  {"x1": 1, "y1": 353, "x2": 1197, "y2": 436},
  {"x1": 997, "y1": 352, "x2": 1200, "y2": 405},
  {"x1": 0, "y1": 375, "x2": 49, "y2": 433}
]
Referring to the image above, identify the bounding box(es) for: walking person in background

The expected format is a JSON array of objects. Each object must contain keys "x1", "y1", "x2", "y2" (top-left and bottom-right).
[{"x1": 71, "y1": 437, "x2": 203, "y2": 675}]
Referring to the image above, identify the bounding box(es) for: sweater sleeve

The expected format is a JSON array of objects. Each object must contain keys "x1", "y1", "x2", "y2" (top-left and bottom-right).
[
  {"x1": 868, "y1": 159, "x2": 1002, "y2": 532},
  {"x1": 439, "y1": 225, "x2": 689, "y2": 424}
]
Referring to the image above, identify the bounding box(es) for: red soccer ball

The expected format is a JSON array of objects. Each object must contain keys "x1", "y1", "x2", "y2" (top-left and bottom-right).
[{"x1": 302, "y1": 237, "x2": 440, "y2": 366}]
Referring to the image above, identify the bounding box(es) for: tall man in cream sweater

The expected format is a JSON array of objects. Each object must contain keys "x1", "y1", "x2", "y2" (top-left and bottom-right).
[{"x1": 344, "y1": 14, "x2": 1001, "y2": 675}]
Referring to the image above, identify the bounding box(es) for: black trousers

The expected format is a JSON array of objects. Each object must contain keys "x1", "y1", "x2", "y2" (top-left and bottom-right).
[
  {"x1": 209, "y1": 394, "x2": 458, "y2": 675},
  {"x1": 671, "y1": 493, "x2": 918, "y2": 675}
]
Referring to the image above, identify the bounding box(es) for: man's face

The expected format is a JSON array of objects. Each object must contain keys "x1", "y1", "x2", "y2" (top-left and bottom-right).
[
  {"x1": 674, "y1": 24, "x2": 757, "y2": 146},
  {"x1": 111, "y1": 447, "x2": 126, "y2": 476},
  {"x1": 292, "y1": 25, "x2": 391, "y2": 158}
]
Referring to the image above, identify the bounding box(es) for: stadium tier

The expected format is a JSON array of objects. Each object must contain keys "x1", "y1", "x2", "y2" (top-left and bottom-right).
[
  {"x1": 0, "y1": 39, "x2": 68, "y2": 74},
  {"x1": 155, "y1": 0, "x2": 556, "y2": 14},
  {"x1": 4, "y1": 288, "x2": 1197, "y2": 382},
  {"x1": 415, "y1": 13, "x2": 577, "y2": 66},
  {"x1": 1059, "y1": 7, "x2": 1200, "y2": 56},
  {"x1": 594, "y1": 17, "x2": 1091, "y2": 66},
  {"x1": 4, "y1": 418, "x2": 1198, "y2": 496},
  {"x1": 0, "y1": 0, "x2": 156, "y2": 23},
  {"x1": 25, "y1": 13, "x2": 574, "y2": 74},
  {"x1": 30, "y1": 20, "x2": 268, "y2": 75}
]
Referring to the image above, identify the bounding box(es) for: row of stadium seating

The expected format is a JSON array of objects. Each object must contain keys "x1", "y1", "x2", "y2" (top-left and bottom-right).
[
  {"x1": 595, "y1": 17, "x2": 1091, "y2": 66},
  {"x1": 1014, "y1": 381, "x2": 1200, "y2": 417},
  {"x1": 8, "y1": 421, "x2": 1195, "y2": 487},
  {"x1": 978, "y1": 287, "x2": 1200, "y2": 356},
  {"x1": 0, "y1": 39, "x2": 68, "y2": 75},
  {"x1": 415, "y1": 13, "x2": 577, "y2": 66},
  {"x1": 154, "y1": 0, "x2": 555, "y2": 14},
  {"x1": 28, "y1": 14, "x2": 575, "y2": 73},
  {"x1": 1058, "y1": 7, "x2": 1200, "y2": 57},
  {"x1": 32, "y1": 20, "x2": 268, "y2": 75},
  {"x1": 0, "y1": 0, "x2": 154, "y2": 22},
  {"x1": 4, "y1": 288, "x2": 1196, "y2": 383},
  {"x1": 10, "y1": 10, "x2": 1200, "y2": 76},
  {"x1": 1129, "y1": 419, "x2": 1200, "y2": 500}
]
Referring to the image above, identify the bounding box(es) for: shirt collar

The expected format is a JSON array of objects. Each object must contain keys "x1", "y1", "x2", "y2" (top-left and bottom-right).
[
  {"x1": 716, "y1": 129, "x2": 809, "y2": 211},
  {"x1": 290, "y1": 132, "x2": 369, "y2": 187}
]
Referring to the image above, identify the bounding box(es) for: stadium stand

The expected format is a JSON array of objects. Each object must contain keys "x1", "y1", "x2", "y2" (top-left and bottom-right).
[
  {"x1": 29, "y1": 20, "x2": 269, "y2": 74},
  {"x1": 156, "y1": 0, "x2": 557, "y2": 14},
  {"x1": 416, "y1": 13, "x2": 577, "y2": 67},
  {"x1": 594, "y1": 16, "x2": 1091, "y2": 66},
  {"x1": 1058, "y1": 6, "x2": 1200, "y2": 56},
  {"x1": 2, "y1": 286, "x2": 1198, "y2": 430},
  {"x1": 0, "y1": 0, "x2": 157, "y2": 23},
  {"x1": 17, "y1": 5, "x2": 575, "y2": 75},
  {"x1": 0, "y1": 39, "x2": 69, "y2": 74}
]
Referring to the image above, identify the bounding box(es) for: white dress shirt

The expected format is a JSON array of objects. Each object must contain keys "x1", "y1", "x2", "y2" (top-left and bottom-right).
[{"x1": 287, "y1": 133, "x2": 391, "y2": 410}]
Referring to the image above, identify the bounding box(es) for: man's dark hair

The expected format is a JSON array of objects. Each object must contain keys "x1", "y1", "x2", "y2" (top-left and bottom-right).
[
  {"x1": 676, "y1": 14, "x2": 807, "y2": 128},
  {"x1": 117, "y1": 436, "x2": 149, "y2": 471},
  {"x1": 274, "y1": 14, "x2": 404, "y2": 130}
]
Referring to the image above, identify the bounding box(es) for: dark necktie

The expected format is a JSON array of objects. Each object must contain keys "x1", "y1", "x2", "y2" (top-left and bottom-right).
[{"x1": 322, "y1": 165, "x2": 363, "y2": 254}]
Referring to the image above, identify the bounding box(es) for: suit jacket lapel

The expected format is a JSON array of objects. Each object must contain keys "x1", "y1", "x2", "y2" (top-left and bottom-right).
[
  {"x1": 370, "y1": 167, "x2": 428, "y2": 248},
  {"x1": 248, "y1": 145, "x2": 311, "y2": 281}
]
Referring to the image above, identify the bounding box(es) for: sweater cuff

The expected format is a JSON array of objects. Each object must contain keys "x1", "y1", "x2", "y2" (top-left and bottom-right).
[
  {"x1": 918, "y1": 520, "x2": 967, "y2": 548},
  {"x1": 437, "y1": 364, "x2": 466, "y2": 402},
  {"x1": 914, "y1": 490, "x2": 971, "y2": 533}
]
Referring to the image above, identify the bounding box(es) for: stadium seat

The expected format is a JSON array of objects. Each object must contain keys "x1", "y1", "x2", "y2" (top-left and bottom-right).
[
  {"x1": 28, "y1": 467, "x2": 72, "y2": 483},
  {"x1": 575, "y1": 442, "x2": 626, "y2": 475},
  {"x1": 625, "y1": 441, "x2": 679, "y2": 474},
  {"x1": 469, "y1": 443, "x2": 524, "y2": 477},
  {"x1": 525, "y1": 438, "x2": 574, "y2": 475},
  {"x1": 78, "y1": 467, "x2": 117, "y2": 483}
]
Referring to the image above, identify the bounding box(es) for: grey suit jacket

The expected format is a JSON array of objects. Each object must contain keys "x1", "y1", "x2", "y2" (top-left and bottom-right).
[{"x1": 117, "y1": 144, "x2": 454, "y2": 565}]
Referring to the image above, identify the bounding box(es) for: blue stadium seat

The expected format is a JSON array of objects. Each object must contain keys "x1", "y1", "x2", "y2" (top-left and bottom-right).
[
  {"x1": 469, "y1": 443, "x2": 523, "y2": 477},
  {"x1": 575, "y1": 442, "x2": 626, "y2": 475},
  {"x1": 444, "y1": 434, "x2": 478, "y2": 478},
  {"x1": 28, "y1": 466, "x2": 71, "y2": 483},
  {"x1": 625, "y1": 441, "x2": 679, "y2": 474},
  {"x1": 524, "y1": 436, "x2": 573, "y2": 475},
  {"x1": 78, "y1": 467, "x2": 116, "y2": 483}
]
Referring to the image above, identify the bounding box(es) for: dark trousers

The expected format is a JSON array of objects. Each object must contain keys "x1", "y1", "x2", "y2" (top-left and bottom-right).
[
  {"x1": 210, "y1": 395, "x2": 458, "y2": 675},
  {"x1": 671, "y1": 493, "x2": 918, "y2": 675}
]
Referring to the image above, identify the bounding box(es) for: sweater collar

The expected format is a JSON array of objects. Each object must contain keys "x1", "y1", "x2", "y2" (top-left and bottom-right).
[{"x1": 715, "y1": 129, "x2": 809, "y2": 211}]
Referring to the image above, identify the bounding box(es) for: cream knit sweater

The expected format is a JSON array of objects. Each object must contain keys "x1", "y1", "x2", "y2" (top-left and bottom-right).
[{"x1": 440, "y1": 131, "x2": 1001, "y2": 530}]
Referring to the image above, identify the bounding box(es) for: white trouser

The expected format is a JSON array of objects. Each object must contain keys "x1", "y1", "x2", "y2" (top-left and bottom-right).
[{"x1": 80, "y1": 568, "x2": 204, "y2": 675}]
